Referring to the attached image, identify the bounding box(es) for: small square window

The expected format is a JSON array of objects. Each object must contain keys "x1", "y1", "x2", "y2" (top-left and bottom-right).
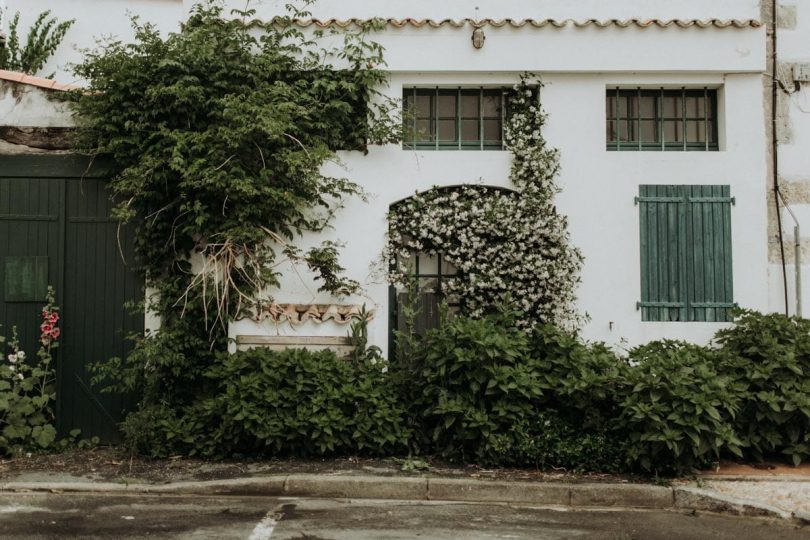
[
  {"x1": 403, "y1": 87, "x2": 506, "y2": 150},
  {"x1": 609, "y1": 88, "x2": 719, "y2": 151}
]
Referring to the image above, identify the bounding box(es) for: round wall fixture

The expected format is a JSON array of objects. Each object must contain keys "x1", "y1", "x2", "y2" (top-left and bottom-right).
[{"x1": 472, "y1": 26, "x2": 486, "y2": 49}]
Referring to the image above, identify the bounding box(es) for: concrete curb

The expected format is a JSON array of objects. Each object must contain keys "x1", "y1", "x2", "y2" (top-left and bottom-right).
[
  {"x1": 0, "y1": 476, "x2": 671, "y2": 509},
  {"x1": 0, "y1": 475, "x2": 803, "y2": 523}
]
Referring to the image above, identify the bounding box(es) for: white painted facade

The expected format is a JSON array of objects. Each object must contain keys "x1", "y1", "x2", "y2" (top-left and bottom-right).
[
  {"x1": 771, "y1": 1, "x2": 810, "y2": 319},
  {"x1": 2, "y1": 0, "x2": 795, "y2": 352}
]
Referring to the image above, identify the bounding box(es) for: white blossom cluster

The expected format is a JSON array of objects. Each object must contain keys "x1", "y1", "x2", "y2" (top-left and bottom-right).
[{"x1": 387, "y1": 78, "x2": 583, "y2": 330}]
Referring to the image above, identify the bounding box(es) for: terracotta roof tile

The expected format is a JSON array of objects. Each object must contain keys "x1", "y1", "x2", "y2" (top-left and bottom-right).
[
  {"x1": 0, "y1": 70, "x2": 79, "y2": 92},
  {"x1": 258, "y1": 17, "x2": 762, "y2": 30}
]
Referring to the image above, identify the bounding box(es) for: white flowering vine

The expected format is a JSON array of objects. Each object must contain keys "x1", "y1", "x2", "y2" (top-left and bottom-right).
[{"x1": 387, "y1": 77, "x2": 583, "y2": 330}]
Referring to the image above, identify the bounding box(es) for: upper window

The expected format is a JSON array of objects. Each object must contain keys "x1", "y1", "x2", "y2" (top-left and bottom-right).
[
  {"x1": 607, "y1": 88, "x2": 718, "y2": 151},
  {"x1": 403, "y1": 87, "x2": 505, "y2": 150}
]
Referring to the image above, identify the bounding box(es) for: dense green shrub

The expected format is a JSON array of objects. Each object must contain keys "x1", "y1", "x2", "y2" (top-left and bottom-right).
[
  {"x1": 715, "y1": 310, "x2": 810, "y2": 465},
  {"x1": 493, "y1": 413, "x2": 625, "y2": 473},
  {"x1": 120, "y1": 307, "x2": 810, "y2": 474},
  {"x1": 80, "y1": 2, "x2": 400, "y2": 450},
  {"x1": 529, "y1": 325, "x2": 627, "y2": 430},
  {"x1": 402, "y1": 311, "x2": 542, "y2": 463},
  {"x1": 124, "y1": 347, "x2": 409, "y2": 458},
  {"x1": 619, "y1": 341, "x2": 745, "y2": 474}
]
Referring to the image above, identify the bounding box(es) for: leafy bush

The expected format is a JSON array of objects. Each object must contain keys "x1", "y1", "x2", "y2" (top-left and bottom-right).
[
  {"x1": 493, "y1": 413, "x2": 625, "y2": 473},
  {"x1": 124, "y1": 347, "x2": 410, "y2": 458},
  {"x1": 78, "y1": 2, "x2": 401, "y2": 447},
  {"x1": 0, "y1": 288, "x2": 61, "y2": 455},
  {"x1": 529, "y1": 325, "x2": 627, "y2": 430},
  {"x1": 714, "y1": 310, "x2": 810, "y2": 465},
  {"x1": 401, "y1": 310, "x2": 541, "y2": 463},
  {"x1": 619, "y1": 341, "x2": 745, "y2": 474}
]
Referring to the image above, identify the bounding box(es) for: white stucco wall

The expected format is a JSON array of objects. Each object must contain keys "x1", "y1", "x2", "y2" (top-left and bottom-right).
[
  {"x1": 0, "y1": 82, "x2": 73, "y2": 126},
  {"x1": 773, "y1": 1, "x2": 810, "y2": 317},
  {"x1": 2, "y1": 0, "x2": 184, "y2": 82},
  {"x1": 231, "y1": 66, "x2": 769, "y2": 351},
  {"x1": 1, "y1": 0, "x2": 774, "y2": 349}
]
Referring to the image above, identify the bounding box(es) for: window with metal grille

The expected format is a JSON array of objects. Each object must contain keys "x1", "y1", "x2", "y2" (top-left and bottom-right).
[
  {"x1": 637, "y1": 185, "x2": 735, "y2": 322},
  {"x1": 607, "y1": 88, "x2": 719, "y2": 151},
  {"x1": 402, "y1": 87, "x2": 506, "y2": 150}
]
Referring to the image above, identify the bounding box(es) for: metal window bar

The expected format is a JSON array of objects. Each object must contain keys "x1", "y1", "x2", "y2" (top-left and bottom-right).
[
  {"x1": 615, "y1": 87, "x2": 620, "y2": 151},
  {"x1": 704, "y1": 87, "x2": 709, "y2": 151},
  {"x1": 637, "y1": 87, "x2": 642, "y2": 151},
  {"x1": 660, "y1": 87, "x2": 665, "y2": 151},
  {"x1": 682, "y1": 87, "x2": 687, "y2": 152},
  {"x1": 434, "y1": 87, "x2": 439, "y2": 151},
  {"x1": 501, "y1": 88, "x2": 506, "y2": 150},
  {"x1": 457, "y1": 87, "x2": 462, "y2": 151}
]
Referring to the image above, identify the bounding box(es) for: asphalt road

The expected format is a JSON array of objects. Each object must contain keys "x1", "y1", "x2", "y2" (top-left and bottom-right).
[{"x1": 0, "y1": 493, "x2": 807, "y2": 540}]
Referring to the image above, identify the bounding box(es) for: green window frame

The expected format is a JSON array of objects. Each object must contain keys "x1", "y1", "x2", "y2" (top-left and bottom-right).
[
  {"x1": 607, "y1": 88, "x2": 719, "y2": 151},
  {"x1": 402, "y1": 87, "x2": 506, "y2": 150},
  {"x1": 637, "y1": 185, "x2": 735, "y2": 322}
]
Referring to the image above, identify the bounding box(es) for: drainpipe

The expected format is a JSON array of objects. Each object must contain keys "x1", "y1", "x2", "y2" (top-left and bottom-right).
[
  {"x1": 778, "y1": 191, "x2": 802, "y2": 316},
  {"x1": 771, "y1": 0, "x2": 791, "y2": 316}
]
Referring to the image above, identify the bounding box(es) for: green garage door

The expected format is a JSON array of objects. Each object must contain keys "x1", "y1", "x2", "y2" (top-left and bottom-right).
[{"x1": 0, "y1": 156, "x2": 143, "y2": 442}]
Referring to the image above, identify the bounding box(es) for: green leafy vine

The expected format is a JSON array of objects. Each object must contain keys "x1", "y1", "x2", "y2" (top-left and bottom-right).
[{"x1": 69, "y1": 2, "x2": 399, "y2": 425}]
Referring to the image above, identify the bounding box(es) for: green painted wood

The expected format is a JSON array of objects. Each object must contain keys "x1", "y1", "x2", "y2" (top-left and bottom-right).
[
  {"x1": 638, "y1": 184, "x2": 733, "y2": 322},
  {"x1": 62, "y1": 178, "x2": 143, "y2": 442},
  {"x1": 639, "y1": 185, "x2": 650, "y2": 322},
  {"x1": 3, "y1": 256, "x2": 48, "y2": 302},
  {"x1": 0, "y1": 155, "x2": 114, "y2": 178},
  {"x1": 0, "y1": 157, "x2": 143, "y2": 443}
]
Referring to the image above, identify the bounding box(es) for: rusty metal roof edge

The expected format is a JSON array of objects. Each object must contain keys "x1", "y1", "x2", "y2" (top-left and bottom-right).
[{"x1": 0, "y1": 69, "x2": 80, "y2": 92}]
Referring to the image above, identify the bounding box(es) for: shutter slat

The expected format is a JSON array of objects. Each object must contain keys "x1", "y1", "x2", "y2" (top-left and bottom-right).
[
  {"x1": 639, "y1": 185, "x2": 651, "y2": 321},
  {"x1": 677, "y1": 186, "x2": 689, "y2": 322},
  {"x1": 722, "y1": 185, "x2": 734, "y2": 321}
]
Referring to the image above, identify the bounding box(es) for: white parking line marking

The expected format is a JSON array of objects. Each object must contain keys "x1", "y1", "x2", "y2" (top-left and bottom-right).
[
  {"x1": 248, "y1": 511, "x2": 280, "y2": 540},
  {"x1": 0, "y1": 505, "x2": 50, "y2": 514}
]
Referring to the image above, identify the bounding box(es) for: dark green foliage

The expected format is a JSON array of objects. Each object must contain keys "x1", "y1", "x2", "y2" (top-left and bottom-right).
[
  {"x1": 401, "y1": 310, "x2": 541, "y2": 464},
  {"x1": 714, "y1": 310, "x2": 810, "y2": 465},
  {"x1": 0, "y1": 11, "x2": 74, "y2": 76},
  {"x1": 123, "y1": 348, "x2": 409, "y2": 459},
  {"x1": 494, "y1": 414, "x2": 625, "y2": 473},
  {"x1": 529, "y1": 325, "x2": 627, "y2": 430},
  {"x1": 619, "y1": 341, "x2": 745, "y2": 474},
  {"x1": 78, "y1": 2, "x2": 400, "y2": 445}
]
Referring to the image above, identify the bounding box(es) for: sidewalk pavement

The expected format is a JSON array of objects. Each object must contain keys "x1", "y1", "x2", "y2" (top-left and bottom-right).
[
  {"x1": 1, "y1": 472, "x2": 808, "y2": 526},
  {"x1": 681, "y1": 461, "x2": 810, "y2": 523}
]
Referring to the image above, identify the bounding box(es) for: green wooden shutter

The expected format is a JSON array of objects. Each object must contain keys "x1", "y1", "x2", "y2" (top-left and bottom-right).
[
  {"x1": 638, "y1": 185, "x2": 734, "y2": 322},
  {"x1": 685, "y1": 185, "x2": 734, "y2": 322}
]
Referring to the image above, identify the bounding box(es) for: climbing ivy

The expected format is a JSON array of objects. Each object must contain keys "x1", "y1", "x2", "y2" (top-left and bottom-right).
[
  {"x1": 68, "y1": 2, "x2": 399, "y2": 422},
  {"x1": 388, "y1": 77, "x2": 583, "y2": 330}
]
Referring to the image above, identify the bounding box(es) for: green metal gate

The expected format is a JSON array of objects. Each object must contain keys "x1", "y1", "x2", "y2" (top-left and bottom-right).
[{"x1": 0, "y1": 155, "x2": 143, "y2": 442}]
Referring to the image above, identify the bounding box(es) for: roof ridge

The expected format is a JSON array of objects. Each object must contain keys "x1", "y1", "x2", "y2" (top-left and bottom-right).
[
  {"x1": 257, "y1": 17, "x2": 762, "y2": 30},
  {"x1": 0, "y1": 70, "x2": 79, "y2": 92}
]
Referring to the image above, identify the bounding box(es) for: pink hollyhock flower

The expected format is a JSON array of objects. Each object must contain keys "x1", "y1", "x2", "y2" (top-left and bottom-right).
[
  {"x1": 50, "y1": 327, "x2": 61, "y2": 339},
  {"x1": 49, "y1": 313, "x2": 59, "y2": 324},
  {"x1": 40, "y1": 323, "x2": 52, "y2": 334}
]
